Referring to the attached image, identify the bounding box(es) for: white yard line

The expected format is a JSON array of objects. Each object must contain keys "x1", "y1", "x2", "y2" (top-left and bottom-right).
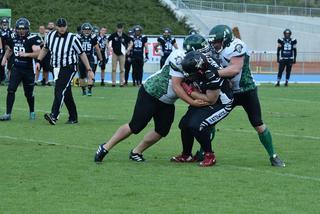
[
  {"x1": 1, "y1": 134, "x2": 320, "y2": 183},
  {"x1": 277, "y1": 98, "x2": 320, "y2": 104},
  {"x1": 223, "y1": 128, "x2": 320, "y2": 141}
]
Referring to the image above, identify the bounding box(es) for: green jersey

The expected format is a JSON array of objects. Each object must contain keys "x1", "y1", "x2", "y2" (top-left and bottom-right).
[
  {"x1": 219, "y1": 38, "x2": 256, "y2": 93},
  {"x1": 144, "y1": 49, "x2": 185, "y2": 104}
]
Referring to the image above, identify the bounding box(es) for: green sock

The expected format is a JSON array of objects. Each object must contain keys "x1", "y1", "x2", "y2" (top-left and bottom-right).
[{"x1": 258, "y1": 128, "x2": 275, "y2": 157}]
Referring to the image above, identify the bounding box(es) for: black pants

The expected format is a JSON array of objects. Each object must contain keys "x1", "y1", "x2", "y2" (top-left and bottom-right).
[
  {"x1": 160, "y1": 55, "x2": 169, "y2": 69},
  {"x1": 51, "y1": 65, "x2": 77, "y2": 121},
  {"x1": 232, "y1": 88, "x2": 263, "y2": 127},
  {"x1": 278, "y1": 59, "x2": 293, "y2": 81},
  {"x1": 124, "y1": 56, "x2": 132, "y2": 84},
  {"x1": 0, "y1": 55, "x2": 5, "y2": 82},
  {"x1": 6, "y1": 66, "x2": 35, "y2": 114},
  {"x1": 129, "y1": 86, "x2": 175, "y2": 137},
  {"x1": 179, "y1": 102, "x2": 232, "y2": 154},
  {"x1": 132, "y1": 57, "x2": 144, "y2": 85}
]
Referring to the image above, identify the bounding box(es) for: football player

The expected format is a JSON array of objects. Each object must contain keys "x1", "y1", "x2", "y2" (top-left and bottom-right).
[
  {"x1": 97, "y1": 26, "x2": 109, "y2": 86},
  {"x1": 0, "y1": 17, "x2": 13, "y2": 83},
  {"x1": 77, "y1": 23, "x2": 103, "y2": 96},
  {"x1": 276, "y1": 29, "x2": 297, "y2": 87},
  {"x1": 94, "y1": 34, "x2": 211, "y2": 163},
  {"x1": 0, "y1": 18, "x2": 41, "y2": 121},
  {"x1": 207, "y1": 25, "x2": 285, "y2": 167},
  {"x1": 124, "y1": 28, "x2": 134, "y2": 86},
  {"x1": 131, "y1": 25, "x2": 148, "y2": 86},
  {"x1": 155, "y1": 28, "x2": 178, "y2": 69},
  {"x1": 170, "y1": 51, "x2": 233, "y2": 167}
]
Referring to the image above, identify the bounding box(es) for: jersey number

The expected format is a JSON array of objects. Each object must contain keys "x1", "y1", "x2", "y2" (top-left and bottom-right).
[
  {"x1": 134, "y1": 40, "x2": 143, "y2": 48},
  {"x1": 165, "y1": 42, "x2": 172, "y2": 50},
  {"x1": 13, "y1": 46, "x2": 25, "y2": 57},
  {"x1": 82, "y1": 42, "x2": 92, "y2": 52},
  {"x1": 283, "y1": 43, "x2": 292, "y2": 51}
]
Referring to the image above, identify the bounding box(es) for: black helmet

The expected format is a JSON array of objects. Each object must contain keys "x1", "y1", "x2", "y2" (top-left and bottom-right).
[
  {"x1": 15, "y1": 17, "x2": 30, "y2": 30},
  {"x1": 183, "y1": 34, "x2": 211, "y2": 55},
  {"x1": 1, "y1": 17, "x2": 9, "y2": 24},
  {"x1": 208, "y1": 24, "x2": 234, "y2": 48},
  {"x1": 134, "y1": 25, "x2": 143, "y2": 32},
  {"x1": 181, "y1": 51, "x2": 209, "y2": 80},
  {"x1": 163, "y1": 27, "x2": 172, "y2": 34},
  {"x1": 283, "y1": 28, "x2": 291, "y2": 38},
  {"x1": 81, "y1": 22, "x2": 93, "y2": 31}
]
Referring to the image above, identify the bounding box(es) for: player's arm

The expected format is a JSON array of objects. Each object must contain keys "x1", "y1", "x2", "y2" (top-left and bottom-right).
[
  {"x1": 172, "y1": 77, "x2": 208, "y2": 107},
  {"x1": 126, "y1": 39, "x2": 133, "y2": 54},
  {"x1": 20, "y1": 45, "x2": 41, "y2": 58},
  {"x1": 1, "y1": 46, "x2": 12, "y2": 66},
  {"x1": 217, "y1": 55, "x2": 244, "y2": 78},
  {"x1": 144, "y1": 39, "x2": 149, "y2": 60},
  {"x1": 277, "y1": 41, "x2": 281, "y2": 63},
  {"x1": 172, "y1": 38, "x2": 178, "y2": 49},
  {"x1": 94, "y1": 43, "x2": 103, "y2": 61},
  {"x1": 190, "y1": 89, "x2": 220, "y2": 105},
  {"x1": 0, "y1": 38, "x2": 3, "y2": 57},
  {"x1": 293, "y1": 40, "x2": 297, "y2": 63}
]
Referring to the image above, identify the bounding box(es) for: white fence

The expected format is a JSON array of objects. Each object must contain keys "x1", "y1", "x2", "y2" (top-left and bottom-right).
[{"x1": 174, "y1": 0, "x2": 320, "y2": 17}]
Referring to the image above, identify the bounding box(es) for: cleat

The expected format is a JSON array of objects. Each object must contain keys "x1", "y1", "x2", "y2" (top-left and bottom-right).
[
  {"x1": 111, "y1": 84, "x2": 116, "y2": 87},
  {"x1": 0, "y1": 113, "x2": 11, "y2": 121},
  {"x1": 29, "y1": 112, "x2": 36, "y2": 120},
  {"x1": 270, "y1": 155, "x2": 285, "y2": 167},
  {"x1": 82, "y1": 90, "x2": 87, "y2": 96},
  {"x1": 170, "y1": 153, "x2": 196, "y2": 163},
  {"x1": 94, "y1": 144, "x2": 108, "y2": 163},
  {"x1": 129, "y1": 150, "x2": 145, "y2": 162},
  {"x1": 199, "y1": 152, "x2": 216, "y2": 167},
  {"x1": 275, "y1": 82, "x2": 280, "y2": 87},
  {"x1": 284, "y1": 81, "x2": 288, "y2": 87},
  {"x1": 65, "y1": 119, "x2": 78, "y2": 124},
  {"x1": 87, "y1": 89, "x2": 92, "y2": 96},
  {"x1": 44, "y1": 113, "x2": 56, "y2": 125},
  {"x1": 100, "y1": 82, "x2": 105, "y2": 86}
]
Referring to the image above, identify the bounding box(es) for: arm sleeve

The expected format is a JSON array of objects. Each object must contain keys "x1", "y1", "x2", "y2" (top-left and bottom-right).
[
  {"x1": 92, "y1": 35, "x2": 98, "y2": 46},
  {"x1": 171, "y1": 38, "x2": 176, "y2": 45},
  {"x1": 6, "y1": 37, "x2": 13, "y2": 49},
  {"x1": 73, "y1": 36, "x2": 84, "y2": 55},
  {"x1": 293, "y1": 39, "x2": 297, "y2": 59}
]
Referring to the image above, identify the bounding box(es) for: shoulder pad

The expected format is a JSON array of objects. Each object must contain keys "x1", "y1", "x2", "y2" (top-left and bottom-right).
[
  {"x1": 27, "y1": 35, "x2": 37, "y2": 39},
  {"x1": 226, "y1": 38, "x2": 247, "y2": 57},
  {"x1": 277, "y1": 38, "x2": 283, "y2": 43},
  {"x1": 168, "y1": 49, "x2": 185, "y2": 71},
  {"x1": 91, "y1": 34, "x2": 97, "y2": 39}
]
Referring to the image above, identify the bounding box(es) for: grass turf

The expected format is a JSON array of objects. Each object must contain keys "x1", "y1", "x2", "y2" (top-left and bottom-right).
[{"x1": 0, "y1": 83, "x2": 319, "y2": 213}]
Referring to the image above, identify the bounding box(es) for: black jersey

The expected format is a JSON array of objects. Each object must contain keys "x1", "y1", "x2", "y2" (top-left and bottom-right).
[
  {"x1": 190, "y1": 59, "x2": 233, "y2": 105},
  {"x1": 277, "y1": 38, "x2": 297, "y2": 59},
  {"x1": 76, "y1": 33, "x2": 98, "y2": 60},
  {"x1": 132, "y1": 35, "x2": 147, "y2": 58},
  {"x1": 157, "y1": 36, "x2": 176, "y2": 57},
  {"x1": 97, "y1": 34, "x2": 108, "y2": 51},
  {"x1": 1, "y1": 28, "x2": 13, "y2": 47},
  {"x1": 7, "y1": 33, "x2": 41, "y2": 69}
]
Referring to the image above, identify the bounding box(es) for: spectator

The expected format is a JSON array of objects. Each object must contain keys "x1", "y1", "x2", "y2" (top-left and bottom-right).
[{"x1": 107, "y1": 23, "x2": 133, "y2": 87}]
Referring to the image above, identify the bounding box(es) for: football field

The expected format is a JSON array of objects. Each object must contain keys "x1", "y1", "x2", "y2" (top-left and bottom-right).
[{"x1": 0, "y1": 84, "x2": 319, "y2": 213}]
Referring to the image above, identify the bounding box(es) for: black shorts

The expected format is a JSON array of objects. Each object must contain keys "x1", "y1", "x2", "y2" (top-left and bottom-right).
[
  {"x1": 129, "y1": 86, "x2": 175, "y2": 137},
  {"x1": 8, "y1": 66, "x2": 35, "y2": 93},
  {"x1": 179, "y1": 102, "x2": 232, "y2": 131},
  {"x1": 232, "y1": 87, "x2": 263, "y2": 127},
  {"x1": 41, "y1": 57, "x2": 52, "y2": 73},
  {"x1": 79, "y1": 60, "x2": 94, "y2": 79}
]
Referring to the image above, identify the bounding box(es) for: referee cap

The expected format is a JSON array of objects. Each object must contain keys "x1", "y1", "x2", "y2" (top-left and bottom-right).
[{"x1": 56, "y1": 18, "x2": 67, "y2": 27}]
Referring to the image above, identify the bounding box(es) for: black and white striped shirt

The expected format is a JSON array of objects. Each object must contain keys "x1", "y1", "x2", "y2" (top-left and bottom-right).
[{"x1": 44, "y1": 30, "x2": 83, "y2": 68}]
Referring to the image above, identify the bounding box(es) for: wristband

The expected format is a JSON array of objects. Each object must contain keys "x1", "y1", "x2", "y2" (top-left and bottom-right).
[{"x1": 36, "y1": 59, "x2": 41, "y2": 63}]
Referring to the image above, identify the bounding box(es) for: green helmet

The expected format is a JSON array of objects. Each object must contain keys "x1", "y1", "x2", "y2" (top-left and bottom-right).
[
  {"x1": 208, "y1": 25, "x2": 234, "y2": 48},
  {"x1": 183, "y1": 34, "x2": 211, "y2": 54}
]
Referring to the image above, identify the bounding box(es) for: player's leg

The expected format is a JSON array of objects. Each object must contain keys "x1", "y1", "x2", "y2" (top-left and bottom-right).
[
  {"x1": 124, "y1": 57, "x2": 131, "y2": 85},
  {"x1": 78, "y1": 62, "x2": 87, "y2": 95},
  {"x1": 100, "y1": 54, "x2": 106, "y2": 86},
  {"x1": 132, "y1": 58, "x2": 138, "y2": 86},
  {"x1": 242, "y1": 88, "x2": 285, "y2": 167},
  {"x1": 130, "y1": 101, "x2": 175, "y2": 161},
  {"x1": 160, "y1": 57, "x2": 165, "y2": 69},
  {"x1": 137, "y1": 58, "x2": 144, "y2": 86},
  {"x1": 276, "y1": 61, "x2": 285, "y2": 86},
  {"x1": 119, "y1": 55, "x2": 125, "y2": 86},
  {"x1": 0, "y1": 68, "x2": 22, "y2": 121},
  {"x1": 111, "y1": 53, "x2": 117, "y2": 86},
  {"x1": 285, "y1": 61, "x2": 292, "y2": 87},
  {"x1": 63, "y1": 72, "x2": 78, "y2": 123},
  {"x1": 87, "y1": 61, "x2": 95, "y2": 96},
  {"x1": 22, "y1": 70, "x2": 36, "y2": 120},
  {"x1": 94, "y1": 86, "x2": 157, "y2": 162}
]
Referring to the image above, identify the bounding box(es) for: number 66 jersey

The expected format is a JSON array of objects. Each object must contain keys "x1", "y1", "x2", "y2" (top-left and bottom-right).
[{"x1": 7, "y1": 33, "x2": 41, "y2": 69}]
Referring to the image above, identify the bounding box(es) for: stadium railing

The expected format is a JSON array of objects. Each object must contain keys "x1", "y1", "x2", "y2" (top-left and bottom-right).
[{"x1": 174, "y1": 0, "x2": 320, "y2": 17}]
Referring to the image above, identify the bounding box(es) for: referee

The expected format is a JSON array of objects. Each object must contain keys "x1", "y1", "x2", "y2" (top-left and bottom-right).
[{"x1": 36, "y1": 18, "x2": 93, "y2": 125}]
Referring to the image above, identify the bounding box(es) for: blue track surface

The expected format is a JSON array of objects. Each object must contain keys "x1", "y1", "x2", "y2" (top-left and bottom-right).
[{"x1": 41, "y1": 72, "x2": 320, "y2": 83}]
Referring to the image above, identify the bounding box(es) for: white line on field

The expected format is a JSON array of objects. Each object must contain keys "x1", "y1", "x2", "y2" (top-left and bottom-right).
[
  {"x1": 277, "y1": 98, "x2": 320, "y2": 104},
  {"x1": 222, "y1": 128, "x2": 320, "y2": 141},
  {"x1": 1, "y1": 134, "x2": 320, "y2": 183}
]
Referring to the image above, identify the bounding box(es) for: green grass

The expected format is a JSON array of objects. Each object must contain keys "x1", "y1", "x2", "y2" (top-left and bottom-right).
[
  {"x1": 0, "y1": 0, "x2": 189, "y2": 34},
  {"x1": 0, "y1": 84, "x2": 319, "y2": 213}
]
